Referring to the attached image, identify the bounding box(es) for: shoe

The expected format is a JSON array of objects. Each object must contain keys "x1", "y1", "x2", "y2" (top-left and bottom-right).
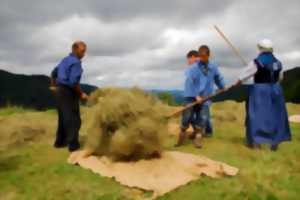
[
  {"x1": 254, "y1": 144, "x2": 262, "y2": 149},
  {"x1": 193, "y1": 128, "x2": 203, "y2": 148},
  {"x1": 246, "y1": 143, "x2": 254, "y2": 149},
  {"x1": 246, "y1": 143, "x2": 261, "y2": 150},
  {"x1": 271, "y1": 144, "x2": 278, "y2": 151},
  {"x1": 204, "y1": 134, "x2": 212, "y2": 138},
  {"x1": 194, "y1": 134, "x2": 202, "y2": 148},
  {"x1": 69, "y1": 142, "x2": 81, "y2": 152},
  {"x1": 175, "y1": 129, "x2": 186, "y2": 147},
  {"x1": 189, "y1": 131, "x2": 196, "y2": 140},
  {"x1": 54, "y1": 142, "x2": 67, "y2": 148}
]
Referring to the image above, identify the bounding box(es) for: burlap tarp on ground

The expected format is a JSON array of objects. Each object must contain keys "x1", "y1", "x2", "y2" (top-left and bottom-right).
[
  {"x1": 70, "y1": 88, "x2": 238, "y2": 198},
  {"x1": 68, "y1": 150, "x2": 239, "y2": 198}
]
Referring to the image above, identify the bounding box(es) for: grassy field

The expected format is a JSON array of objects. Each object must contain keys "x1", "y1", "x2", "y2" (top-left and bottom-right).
[{"x1": 0, "y1": 102, "x2": 300, "y2": 200}]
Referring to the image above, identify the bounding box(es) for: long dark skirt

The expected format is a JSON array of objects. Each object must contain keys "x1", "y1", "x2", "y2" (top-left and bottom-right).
[{"x1": 246, "y1": 83, "x2": 291, "y2": 145}]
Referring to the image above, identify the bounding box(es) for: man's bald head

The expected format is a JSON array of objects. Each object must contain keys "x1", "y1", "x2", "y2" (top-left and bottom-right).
[{"x1": 72, "y1": 41, "x2": 87, "y2": 59}]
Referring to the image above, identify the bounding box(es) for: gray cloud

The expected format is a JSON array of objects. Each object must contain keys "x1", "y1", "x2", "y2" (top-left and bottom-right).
[
  {"x1": 0, "y1": 0, "x2": 234, "y2": 24},
  {"x1": 0, "y1": 0, "x2": 299, "y2": 89}
]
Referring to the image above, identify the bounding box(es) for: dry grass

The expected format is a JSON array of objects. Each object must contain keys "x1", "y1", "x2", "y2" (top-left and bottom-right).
[
  {"x1": 0, "y1": 99, "x2": 299, "y2": 200},
  {"x1": 0, "y1": 110, "x2": 56, "y2": 151},
  {"x1": 85, "y1": 88, "x2": 171, "y2": 161}
]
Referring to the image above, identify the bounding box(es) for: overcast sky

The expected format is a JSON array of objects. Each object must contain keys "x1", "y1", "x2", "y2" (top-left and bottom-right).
[{"x1": 0, "y1": 0, "x2": 299, "y2": 89}]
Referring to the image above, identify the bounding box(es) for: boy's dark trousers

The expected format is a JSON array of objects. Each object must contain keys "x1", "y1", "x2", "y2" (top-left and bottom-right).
[
  {"x1": 181, "y1": 97, "x2": 203, "y2": 130},
  {"x1": 192, "y1": 105, "x2": 213, "y2": 136},
  {"x1": 54, "y1": 85, "x2": 81, "y2": 152}
]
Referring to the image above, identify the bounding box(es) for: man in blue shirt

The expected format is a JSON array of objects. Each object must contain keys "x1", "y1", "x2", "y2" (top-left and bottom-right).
[
  {"x1": 50, "y1": 41, "x2": 88, "y2": 152},
  {"x1": 176, "y1": 45, "x2": 225, "y2": 148}
]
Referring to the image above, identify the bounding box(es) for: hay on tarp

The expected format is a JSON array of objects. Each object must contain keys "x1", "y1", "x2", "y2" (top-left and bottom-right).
[{"x1": 85, "y1": 88, "x2": 170, "y2": 161}]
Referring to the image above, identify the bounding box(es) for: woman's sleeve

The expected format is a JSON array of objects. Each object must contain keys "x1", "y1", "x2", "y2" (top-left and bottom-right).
[{"x1": 238, "y1": 61, "x2": 257, "y2": 81}]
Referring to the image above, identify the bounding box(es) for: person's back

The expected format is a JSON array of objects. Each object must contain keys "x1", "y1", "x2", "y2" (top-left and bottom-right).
[
  {"x1": 253, "y1": 52, "x2": 282, "y2": 84},
  {"x1": 56, "y1": 54, "x2": 82, "y2": 87},
  {"x1": 183, "y1": 63, "x2": 202, "y2": 98},
  {"x1": 239, "y1": 39, "x2": 291, "y2": 151},
  {"x1": 197, "y1": 61, "x2": 225, "y2": 106}
]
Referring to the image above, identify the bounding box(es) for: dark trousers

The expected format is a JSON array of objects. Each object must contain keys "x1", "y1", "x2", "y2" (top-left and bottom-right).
[
  {"x1": 192, "y1": 105, "x2": 213, "y2": 135},
  {"x1": 54, "y1": 85, "x2": 81, "y2": 152},
  {"x1": 204, "y1": 105, "x2": 213, "y2": 135},
  {"x1": 181, "y1": 97, "x2": 204, "y2": 130},
  {"x1": 181, "y1": 97, "x2": 213, "y2": 136}
]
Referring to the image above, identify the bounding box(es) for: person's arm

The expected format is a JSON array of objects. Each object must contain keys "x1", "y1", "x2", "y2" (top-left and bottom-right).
[
  {"x1": 185, "y1": 70, "x2": 197, "y2": 97},
  {"x1": 214, "y1": 66, "x2": 226, "y2": 90},
  {"x1": 74, "y1": 84, "x2": 84, "y2": 97},
  {"x1": 279, "y1": 72, "x2": 284, "y2": 81},
  {"x1": 50, "y1": 66, "x2": 58, "y2": 91},
  {"x1": 74, "y1": 85, "x2": 88, "y2": 101},
  {"x1": 50, "y1": 77, "x2": 56, "y2": 87},
  {"x1": 69, "y1": 63, "x2": 88, "y2": 100},
  {"x1": 238, "y1": 61, "x2": 257, "y2": 82},
  {"x1": 190, "y1": 69, "x2": 205, "y2": 103},
  {"x1": 69, "y1": 62, "x2": 83, "y2": 87}
]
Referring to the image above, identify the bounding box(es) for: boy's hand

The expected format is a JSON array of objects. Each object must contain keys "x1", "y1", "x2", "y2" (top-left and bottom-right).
[
  {"x1": 196, "y1": 96, "x2": 203, "y2": 103},
  {"x1": 235, "y1": 80, "x2": 243, "y2": 86},
  {"x1": 80, "y1": 92, "x2": 89, "y2": 101},
  {"x1": 49, "y1": 86, "x2": 57, "y2": 92}
]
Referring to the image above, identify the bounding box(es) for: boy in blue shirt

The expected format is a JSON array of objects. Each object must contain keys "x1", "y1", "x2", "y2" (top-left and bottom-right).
[
  {"x1": 184, "y1": 50, "x2": 214, "y2": 139},
  {"x1": 176, "y1": 46, "x2": 225, "y2": 148}
]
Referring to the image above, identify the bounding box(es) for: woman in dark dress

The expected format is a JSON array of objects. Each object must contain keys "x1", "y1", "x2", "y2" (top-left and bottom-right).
[{"x1": 239, "y1": 39, "x2": 292, "y2": 151}]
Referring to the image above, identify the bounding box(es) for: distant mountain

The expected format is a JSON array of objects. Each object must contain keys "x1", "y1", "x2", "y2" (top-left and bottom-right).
[
  {"x1": 0, "y1": 69, "x2": 97, "y2": 110},
  {"x1": 153, "y1": 67, "x2": 300, "y2": 104},
  {"x1": 150, "y1": 89, "x2": 184, "y2": 105},
  {"x1": 0, "y1": 67, "x2": 299, "y2": 109},
  {"x1": 281, "y1": 67, "x2": 300, "y2": 103}
]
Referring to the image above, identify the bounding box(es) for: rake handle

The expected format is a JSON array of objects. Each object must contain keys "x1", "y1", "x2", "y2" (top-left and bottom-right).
[
  {"x1": 214, "y1": 25, "x2": 248, "y2": 66},
  {"x1": 167, "y1": 81, "x2": 240, "y2": 118}
]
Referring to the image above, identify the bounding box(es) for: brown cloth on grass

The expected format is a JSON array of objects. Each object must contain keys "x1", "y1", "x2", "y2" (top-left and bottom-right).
[{"x1": 68, "y1": 150, "x2": 239, "y2": 198}]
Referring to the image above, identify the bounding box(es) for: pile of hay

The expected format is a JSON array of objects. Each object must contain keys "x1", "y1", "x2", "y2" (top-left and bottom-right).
[
  {"x1": 0, "y1": 111, "x2": 56, "y2": 150},
  {"x1": 85, "y1": 88, "x2": 170, "y2": 161}
]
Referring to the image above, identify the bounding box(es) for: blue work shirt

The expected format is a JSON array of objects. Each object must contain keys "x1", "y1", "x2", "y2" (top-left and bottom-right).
[
  {"x1": 183, "y1": 61, "x2": 225, "y2": 105},
  {"x1": 51, "y1": 53, "x2": 83, "y2": 87}
]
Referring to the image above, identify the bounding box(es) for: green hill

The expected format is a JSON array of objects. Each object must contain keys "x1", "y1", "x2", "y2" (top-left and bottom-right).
[
  {"x1": 0, "y1": 69, "x2": 97, "y2": 110},
  {"x1": 281, "y1": 67, "x2": 300, "y2": 103},
  {"x1": 0, "y1": 67, "x2": 299, "y2": 109},
  {"x1": 154, "y1": 67, "x2": 300, "y2": 104}
]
